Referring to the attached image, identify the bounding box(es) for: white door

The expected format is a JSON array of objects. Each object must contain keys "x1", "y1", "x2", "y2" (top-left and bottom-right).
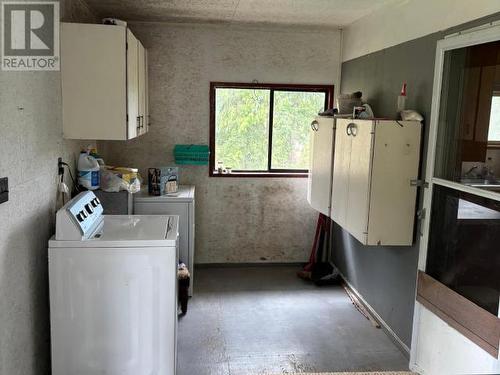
[
  {"x1": 330, "y1": 119, "x2": 352, "y2": 226},
  {"x1": 410, "y1": 25, "x2": 500, "y2": 375},
  {"x1": 344, "y1": 120, "x2": 374, "y2": 244},
  {"x1": 307, "y1": 117, "x2": 335, "y2": 216},
  {"x1": 127, "y1": 29, "x2": 139, "y2": 139}
]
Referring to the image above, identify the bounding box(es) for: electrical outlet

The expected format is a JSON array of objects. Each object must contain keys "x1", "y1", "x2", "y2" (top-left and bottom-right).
[{"x1": 0, "y1": 177, "x2": 8, "y2": 204}]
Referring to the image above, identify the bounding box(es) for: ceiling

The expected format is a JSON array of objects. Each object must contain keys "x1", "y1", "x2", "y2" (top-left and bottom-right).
[{"x1": 84, "y1": 0, "x2": 396, "y2": 28}]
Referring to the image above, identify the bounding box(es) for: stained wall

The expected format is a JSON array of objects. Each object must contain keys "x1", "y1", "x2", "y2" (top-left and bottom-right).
[
  {"x1": 0, "y1": 1, "x2": 97, "y2": 373},
  {"x1": 98, "y1": 22, "x2": 342, "y2": 263}
]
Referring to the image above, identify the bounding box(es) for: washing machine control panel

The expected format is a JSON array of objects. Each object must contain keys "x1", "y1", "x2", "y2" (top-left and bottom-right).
[
  {"x1": 67, "y1": 192, "x2": 103, "y2": 236},
  {"x1": 55, "y1": 191, "x2": 103, "y2": 240}
]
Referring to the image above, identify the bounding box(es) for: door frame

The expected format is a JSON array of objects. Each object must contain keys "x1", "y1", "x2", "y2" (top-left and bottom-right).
[{"x1": 410, "y1": 23, "x2": 500, "y2": 372}]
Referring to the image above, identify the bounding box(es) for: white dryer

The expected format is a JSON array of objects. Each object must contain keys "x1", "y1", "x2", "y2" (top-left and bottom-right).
[{"x1": 49, "y1": 191, "x2": 179, "y2": 375}]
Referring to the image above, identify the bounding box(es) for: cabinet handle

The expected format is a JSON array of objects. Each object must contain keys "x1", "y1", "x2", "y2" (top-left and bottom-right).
[
  {"x1": 136, "y1": 116, "x2": 141, "y2": 130},
  {"x1": 140, "y1": 115, "x2": 144, "y2": 128},
  {"x1": 346, "y1": 122, "x2": 358, "y2": 136},
  {"x1": 311, "y1": 120, "x2": 319, "y2": 131}
]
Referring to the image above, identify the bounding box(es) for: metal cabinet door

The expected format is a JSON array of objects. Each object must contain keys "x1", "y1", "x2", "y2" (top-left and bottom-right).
[
  {"x1": 331, "y1": 119, "x2": 352, "y2": 226},
  {"x1": 344, "y1": 120, "x2": 375, "y2": 244},
  {"x1": 307, "y1": 116, "x2": 335, "y2": 216}
]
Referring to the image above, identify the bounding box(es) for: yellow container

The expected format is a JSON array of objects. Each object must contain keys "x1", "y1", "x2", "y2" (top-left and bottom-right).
[{"x1": 109, "y1": 167, "x2": 139, "y2": 184}]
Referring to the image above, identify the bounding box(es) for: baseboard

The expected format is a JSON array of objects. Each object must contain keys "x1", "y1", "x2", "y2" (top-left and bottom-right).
[
  {"x1": 195, "y1": 262, "x2": 305, "y2": 268},
  {"x1": 339, "y1": 272, "x2": 411, "y2": 358}
]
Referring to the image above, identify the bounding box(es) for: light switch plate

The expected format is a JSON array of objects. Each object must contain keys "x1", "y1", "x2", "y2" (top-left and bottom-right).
[{"x1": 0, "y1": 177, "x2": 9, "y2": 204}]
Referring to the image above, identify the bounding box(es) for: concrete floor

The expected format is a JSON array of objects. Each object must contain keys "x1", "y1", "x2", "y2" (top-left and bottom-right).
[{"x1": 177, "y1": 266, "x2": 409, "y2": 375}]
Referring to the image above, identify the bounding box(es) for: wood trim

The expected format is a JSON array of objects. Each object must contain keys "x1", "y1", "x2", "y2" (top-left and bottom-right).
[
  {"x1": 209, "y1": 81, "x2": 334, "y2": 177},
  {"x1": 210, "y1": 81, "x2": 335, "y2": 93},
  {"x1": 209, "y1": 82, "x2": 217, "y2": 176},
  {"x1": 416, "y1": 271, "x2": 500, "y2": 358},
  {"x1": 267, "y1": 89, "x2": 275, "y2": 171},
  {"x1": 210, "y1": 172, "x2": 308, "y2": 178}
]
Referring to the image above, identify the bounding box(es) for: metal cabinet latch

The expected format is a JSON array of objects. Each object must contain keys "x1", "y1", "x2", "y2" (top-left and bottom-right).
[
  {"x1": 417, "y1": 208, "x2": 426, "y2": 220},
  {"x1": 410, "y1": 179, "x2": 428, "y2": 188}
]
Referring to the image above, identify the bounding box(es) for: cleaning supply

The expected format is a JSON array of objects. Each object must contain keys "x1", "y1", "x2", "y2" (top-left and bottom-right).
[
  {"x1": 397, "y1": 82, "x2": 407, "y2": 114},
  {"x1": 88, "y1": 147, "x2": 105, "y2": 167},
  {"x1": 77, "y1": 152, "x2": 100, "y2": 190}
]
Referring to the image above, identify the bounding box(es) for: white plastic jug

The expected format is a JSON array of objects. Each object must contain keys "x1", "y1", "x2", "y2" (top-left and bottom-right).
[{"x1": 77, "y1": 152, "x2": 100, "y2": 190}]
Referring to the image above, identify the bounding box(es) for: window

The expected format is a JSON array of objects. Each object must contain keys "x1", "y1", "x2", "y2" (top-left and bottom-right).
[
  {"x1": 488, "y1": 94, "x2": 500, "y2": 143},
  {"x1": 210, "y1": 82, "x2": 334, "y2": 177}
]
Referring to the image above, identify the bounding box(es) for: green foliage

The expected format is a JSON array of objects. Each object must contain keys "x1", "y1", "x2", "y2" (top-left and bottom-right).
[
  {"x1": 215, "y1": 88, "x2": 325, "y2": 171},
  {"x1": 216, "y1": 88, "x2": 269, "y2": 170},
  {"x1": 272, "y1": 91, "x2": 325, "y2": 170}
]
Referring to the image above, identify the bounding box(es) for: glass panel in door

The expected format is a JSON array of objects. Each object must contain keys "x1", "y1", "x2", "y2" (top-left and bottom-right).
[
  {"x1": 434, "y1": 41, "x2": 500, "y2": 192},
  {"x1": 426, "y1": 184, "x2": 500, "y2": 315}
]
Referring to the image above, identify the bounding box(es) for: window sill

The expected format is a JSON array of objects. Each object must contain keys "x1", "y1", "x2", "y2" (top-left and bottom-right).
[{"x1": 210, "y1": 171, "x2": 308, "y2": 178}]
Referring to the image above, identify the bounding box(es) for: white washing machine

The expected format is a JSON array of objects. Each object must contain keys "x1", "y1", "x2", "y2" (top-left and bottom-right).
[{"x1": 49, "y1": 191, "x2": 179, "y2": 375}]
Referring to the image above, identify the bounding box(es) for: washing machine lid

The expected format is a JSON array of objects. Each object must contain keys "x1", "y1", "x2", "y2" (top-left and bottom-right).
[{"x1": 49, "y1": 215, "x2": 178, "y2": 248}]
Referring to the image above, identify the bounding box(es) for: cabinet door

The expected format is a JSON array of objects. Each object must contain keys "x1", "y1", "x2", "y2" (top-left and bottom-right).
[
  {"x1": 144, "y1": 49, "x2": 150, "y2": 132},
  {"x1": 367, "y1": 120, "x2": 421, "y2": 245},
  {"x1": 330, "y1": 119, "x2": 352, "y2": 226},
  {"x1": 344, "y1": 120, "x2": 375, "y2": 244},
  {"x1": 459, "y1": 66, "x2": 480, "y2": 141},
  {"x1": 307, "y1": 117, "x2": 335, "y2": 216},
  {"x1": 127, "y1": 29, "x2": 139, "y2": 139},
  {"x1": 475, "y1": 65, "x2": 496, "y2": 143},
  {"x1": 61, "y1": 23, "x2": 127, "y2": 140},
  {"x1": 137, "y1": 41, "x2": 147, "y2": 135}
]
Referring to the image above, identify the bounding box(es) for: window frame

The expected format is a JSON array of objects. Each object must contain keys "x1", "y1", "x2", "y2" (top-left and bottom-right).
[{"x1": 209, "y1": 82, "x2": 334, "y2": 177}]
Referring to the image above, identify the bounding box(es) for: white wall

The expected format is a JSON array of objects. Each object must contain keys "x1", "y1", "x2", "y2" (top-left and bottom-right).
[
  {"x1": 0, "y1": 1, "x2": 97, "y2": 374},
  {"x1": 413, "y1": 305, "x2": 500, "y2": 375},
  {"x1": 98, "y1": 22, "x2": 342, "y2": 263},
  {"x1": 342, "y1": 0, "x2": 500, "y2": 62}
]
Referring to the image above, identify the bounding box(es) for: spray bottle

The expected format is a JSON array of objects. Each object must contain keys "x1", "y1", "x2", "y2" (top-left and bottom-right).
[{"x1": 397, "y1": 82, "x2": 407, "y2": 115}]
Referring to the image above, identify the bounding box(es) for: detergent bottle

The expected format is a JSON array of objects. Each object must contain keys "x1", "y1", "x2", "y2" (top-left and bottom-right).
[{"x1": 77, "y1": 151, "x2": 100, "y2": 190}]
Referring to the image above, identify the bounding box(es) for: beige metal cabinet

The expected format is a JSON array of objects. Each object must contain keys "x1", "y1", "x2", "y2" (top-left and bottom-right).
[
  {"x1": 307, "y1": 116, "x2": 335, "y2": 216},
  {"x1": 331, "y1": 119, "x2": 422, "y2": 246},
  {"x1": 61, "y1": 23, "x2": 148, "y2": 140}
]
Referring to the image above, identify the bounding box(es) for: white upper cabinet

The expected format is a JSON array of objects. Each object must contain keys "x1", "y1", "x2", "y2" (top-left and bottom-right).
[
  {"x1": 61, "y1": 23, "x2": 148, "y2": 140},
  {"x1": 331, "y1": 119, "x2": 422, "y2": 246},
  {"x1": 307, "y1": 116, "x2": 335, "y2": 216}
]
